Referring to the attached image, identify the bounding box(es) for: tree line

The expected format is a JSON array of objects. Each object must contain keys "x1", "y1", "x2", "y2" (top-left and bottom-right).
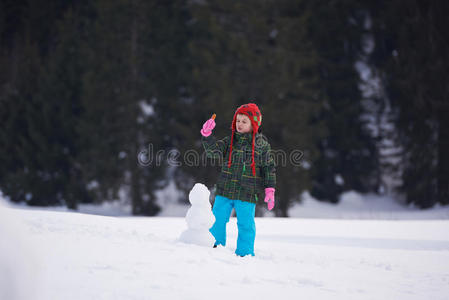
[{"x1": 0, "y1": 0, "x2": 447, "y2": 216}]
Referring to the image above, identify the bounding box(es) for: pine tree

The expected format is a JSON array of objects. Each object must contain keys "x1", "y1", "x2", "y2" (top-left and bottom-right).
[
  {"x1": 34, "y1": 6, "x2": 92, "y2": 209},
  {"x1": 0, "y1": 39, "x2": 60, "y2": 205},
  {"x1": 0, "y1": 1, "x2": 91, "y2": 207},
  {"x1": 78, "y1": 0, "x2": 185, "y2": 215},
  {"x1": 79, "y1": 0, "x2": 143, "y2": 211},
  {"x1": 368, "y1": 0, "x2": 449, "y2": 207},
  {"x1": 304, "y1": 0, "x2": 380, "y2": 203}
]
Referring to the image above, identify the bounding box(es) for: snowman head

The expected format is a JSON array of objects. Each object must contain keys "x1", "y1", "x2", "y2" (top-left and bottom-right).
[{"x1": 189, "y1": 183, "x2": 211, "y2": 206}]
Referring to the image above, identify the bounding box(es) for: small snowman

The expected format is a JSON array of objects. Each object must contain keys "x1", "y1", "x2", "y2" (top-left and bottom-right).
[{"x1": 179, "y1": 183, "x2": 215, "y2": 246}]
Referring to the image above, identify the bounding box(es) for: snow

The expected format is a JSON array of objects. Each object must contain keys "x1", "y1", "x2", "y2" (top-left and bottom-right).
[
  {"x1": 1, "y1": 194, "x2": 449, "y2": 300},
  {"x1": 155, "y1": 180, "x2": 188, "y2": 217},
  {"x1": 5, "y1": 186, "x2": 449, "y2": 221},
  {"x1": 139, "y1": 99, "x2": 155, "y2": 117},
  {"x1": 289, "y1": 191, "x2": 449, "y2": 220}
]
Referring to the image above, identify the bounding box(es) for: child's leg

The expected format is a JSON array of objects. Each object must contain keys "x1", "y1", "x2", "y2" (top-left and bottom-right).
[
  {"x1": 209, "y1": 195, "x2": 234, "y2": 246},
  {"x1": 234, "y1": 200, "x2": 256, "y2": 256}
]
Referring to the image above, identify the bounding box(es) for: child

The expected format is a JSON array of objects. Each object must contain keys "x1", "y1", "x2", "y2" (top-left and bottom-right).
[{"x1": 200, "y1": 103, "x2": 276, "y2": 257}]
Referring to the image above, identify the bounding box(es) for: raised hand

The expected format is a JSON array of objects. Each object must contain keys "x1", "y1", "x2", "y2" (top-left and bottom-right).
[{"x1": 200, "y1": 114, "x2": 216, "y2": 137}]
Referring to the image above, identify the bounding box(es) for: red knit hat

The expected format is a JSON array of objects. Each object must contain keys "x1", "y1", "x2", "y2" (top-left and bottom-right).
[{"x1": 228, "y1": 103, "x2": 262, "y2": 176}]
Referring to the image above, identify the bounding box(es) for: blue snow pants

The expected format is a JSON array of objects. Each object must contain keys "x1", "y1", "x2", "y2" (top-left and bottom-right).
[{"x1": 209, "y1": 195, "x2": 256, "y2": 256}]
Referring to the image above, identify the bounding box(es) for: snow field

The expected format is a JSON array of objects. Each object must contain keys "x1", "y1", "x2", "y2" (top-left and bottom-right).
[{"x1": 1, "y1": 204, "x2": 448, "y2": 300}]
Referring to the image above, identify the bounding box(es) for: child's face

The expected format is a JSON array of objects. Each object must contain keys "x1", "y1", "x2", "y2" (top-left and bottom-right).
[{"x1": 236, "y1": 114, "x2": 252, "y2": 133}]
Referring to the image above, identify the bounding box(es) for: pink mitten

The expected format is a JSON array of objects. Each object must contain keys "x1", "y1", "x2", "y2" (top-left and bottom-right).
[
  {"x1": 200, "y1": 118, "x2": 216, "y2": 137},
  {"x1": 264, "y1": 187, "x2": 275, "y2": 211}
]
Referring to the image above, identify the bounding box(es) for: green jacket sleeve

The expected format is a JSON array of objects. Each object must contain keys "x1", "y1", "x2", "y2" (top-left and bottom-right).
[
  {"x1": 201, "y1": 135, "x2": 230, "y2": 159},
  {"x1": 261, "y1": 142, "x2": 276, "y2": 189}
]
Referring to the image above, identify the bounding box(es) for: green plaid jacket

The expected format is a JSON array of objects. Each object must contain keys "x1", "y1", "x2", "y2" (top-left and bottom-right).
[{"x1": 202, "y1": 131, "x2": 276, "y2": 204}]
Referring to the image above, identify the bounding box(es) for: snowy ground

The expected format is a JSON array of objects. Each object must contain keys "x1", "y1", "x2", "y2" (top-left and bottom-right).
[
  {"x1": 288, "y1": 191, "x2": 449, "y2": 220},
  {"x1": 1, "y1": 199, "x2": 449, "y2": 300},
  {"x1": 5, "y1": 185, "x2": 449, "y2": 220}
]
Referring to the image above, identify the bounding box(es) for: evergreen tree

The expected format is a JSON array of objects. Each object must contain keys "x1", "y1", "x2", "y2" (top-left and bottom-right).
[
  {"x1": 35, "y1": 6, "x2": 92, "y2": 209},
  {"x1": 0, "y1": 3, "x2": 90, "y2": 208},
  {"x1": 79, "y1": 0, "x2": 145, "y2": 211},
  {"x1": 0, "y1": 39, "x2": 56, "y2": 205},
  {"x1": 79, "y1": 0, "x2": 184, "y2": 215},
  {"x1": 368, "y1": 0, "x2": 449, "y2": 207},
  {"x1": 304, "y1": 0, "x2": 380, "y2": 203}
]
